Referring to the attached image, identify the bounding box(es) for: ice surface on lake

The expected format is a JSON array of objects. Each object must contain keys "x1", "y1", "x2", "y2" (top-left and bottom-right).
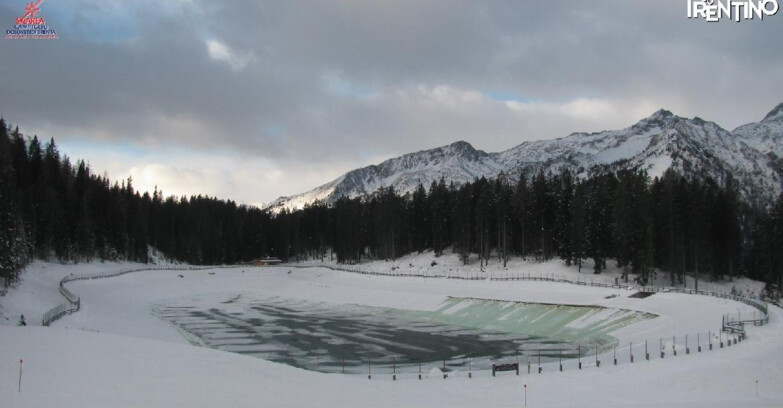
[
  {"x1": 411, "y1": 297, "x2": 656, "y2": 346},
  {"x1": 155, "y1": 295, "x2": 655, "y2": 374}
]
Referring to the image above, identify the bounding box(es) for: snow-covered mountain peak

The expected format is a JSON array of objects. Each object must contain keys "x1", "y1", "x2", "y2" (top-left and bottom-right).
[
  {"x1": 641, "y1": 108, "x2": 674, "y2": 122},
  {"x1": 649, "y1": 108, "x2": 675, "y2": 121},
  {"x1": 762, "y1": 102, "x2": 783, "y2": 122},
  {"x1": 426, "y1": 140, "x2": 487, "y2": 162},
  {"x1": 626, "y1": 109, "x2": 683, "y2": 134},
  {"x1": 445, "y1": 140, "x2": 474, "y2": 152}
]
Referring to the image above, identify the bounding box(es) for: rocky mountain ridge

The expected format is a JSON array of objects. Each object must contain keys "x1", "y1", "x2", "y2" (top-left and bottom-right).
[{"x1": 267, "y1": 103, "x2": 783, "y2": 212}]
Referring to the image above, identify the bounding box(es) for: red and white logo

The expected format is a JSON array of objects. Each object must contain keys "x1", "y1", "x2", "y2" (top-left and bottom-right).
[
  {"x1": 5, "y1": 0, "x2": 58, "y2": 39},
  {"x1": 18, "y1": 0, "x2": 46, "y2": 25}
]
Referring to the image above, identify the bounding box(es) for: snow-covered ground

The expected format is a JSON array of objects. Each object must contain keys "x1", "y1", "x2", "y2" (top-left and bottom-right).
[
  {"x1": 1, "y1": 254, "x2": 782, "y2": 407},
  {"x1": 298, "y1": 250, "x2": 767, "y2": 300}
]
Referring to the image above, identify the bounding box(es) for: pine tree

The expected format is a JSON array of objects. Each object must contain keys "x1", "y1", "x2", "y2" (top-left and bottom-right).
[
  {"x1": 570, "y1": 181, "x2": 588, "y2": 272},
  {"x1": 554, "y1": 170, "x2": 574, "y2": 265},
  {"x1": 411, "y1": 183, "x2": 430, "y2": 253},
  {"x1": 586, "y1": 174, "x2": 614, "y2": 274},
  {"x1": 0, "y1": 191, "x2": 28, "y2": 286},
  {"x1": 771, "y1": 194, "x2": 783, "y2": 297},
  {"x1": 334, "y1": 197, "x2": 362, "y2": 263},
  {"x1": 474, "y1": 177, "x2": 493, "y2": 267},
  {"x1": 429, "y1": 178, "x2": 451, "y2": 256},
  {"x1": 613, "y1": 170, "x2": 653, "y2": 283},
  {"x1": 0, "y1": 121, "x2": 28, "y2": 285},
  {"x1": 529, "y1": 171, "x2": 551, "y2": 260},
  {"x1": 513, "y1": 174, "x2": 530, "y2": 258},
  {"x1": 494, "y1": 178, "x2": 513, "y2": 267},
  {"x1": 452, "y1": 184, "x2": 473, "y2": 264}
]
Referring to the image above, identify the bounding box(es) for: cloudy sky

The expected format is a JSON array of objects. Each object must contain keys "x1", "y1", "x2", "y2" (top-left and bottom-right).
[{"x1": 1, "y1": 0, "x2": 782, "y2": 207}]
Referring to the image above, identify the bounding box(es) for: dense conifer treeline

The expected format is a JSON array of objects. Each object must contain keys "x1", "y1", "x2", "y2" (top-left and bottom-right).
[
  {"x1": 264, "y1": 167, "x2": 782, "y2": 297},
  {"x1": 1, "y1": 120, "x2": 781, "y2": 297},
  {"x1": 0, "y1": 120, "x2": 272, "y2": 286}
]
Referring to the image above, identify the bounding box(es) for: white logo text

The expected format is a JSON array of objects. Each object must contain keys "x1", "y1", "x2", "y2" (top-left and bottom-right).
[{"x1": 687, "y1": 0, "x2": 779, "y2": 22}]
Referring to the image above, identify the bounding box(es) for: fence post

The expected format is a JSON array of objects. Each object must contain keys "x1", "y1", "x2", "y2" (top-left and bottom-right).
[
  {"x1": 559, "y1": 350, "x2": 563, "y2": 372},
  {"x1": 538, "y1": 350, "x2": 542, "y2": 374},
  {"x1": 18, "y1": 359, "x2": 22, "y2": 392},
  {"x1": 630, "y1": 341, "x2": 634, "y2": 363},
  {"x1": 443, "y1": 359, "x2": 447, "y2": 379},
  {"x1": 645, "y1": 340, "x2": 649, "y2": 360},
  {"x1": 673, "y1": 336, "x2": 677, "y2": 356}
]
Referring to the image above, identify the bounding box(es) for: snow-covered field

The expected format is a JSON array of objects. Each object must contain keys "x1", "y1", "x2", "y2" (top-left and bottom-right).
[{"x1": 1, "y1": 254, "x2": 782, "y2": 407}]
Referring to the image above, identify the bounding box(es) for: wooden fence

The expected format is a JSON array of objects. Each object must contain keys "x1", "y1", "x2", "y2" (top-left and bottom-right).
[{"x1": 41, "y1": 265, "x2": 243, "y2": 326}]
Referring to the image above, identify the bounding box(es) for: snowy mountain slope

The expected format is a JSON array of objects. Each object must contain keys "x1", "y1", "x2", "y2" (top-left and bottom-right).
[
  {"x1": 733, "y1": 103, "x2": 783, "y2": 157},
  {"x1": 494, "y1": 108, "x2": 780, "y2": 203},
  {"x1": 266, "y1": 175, "x2": 347, "y2": 212},
  {"x1": 268, "y1": 104, "x2": 783, "y2": 212},
  {"x1": 607, "y1": 110, "x2": 781, "y2": 204},
  {"x1": 329, "y1": 141, "x2": 505, "y2": 197},
  {"x1": 732, "y1": 103, "x2": 783, "y2": 177},
  {"x1": 493, "y1": 109, "x2": 675, "y2": 180},
  {"x1": 267, "y1": 141, "x2": 507, "y2": 211}
]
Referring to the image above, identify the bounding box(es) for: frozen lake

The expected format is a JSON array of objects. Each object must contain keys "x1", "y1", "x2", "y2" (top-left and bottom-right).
[{"x1": 155, "y1": 295, "x2": 655, "y2": 374}]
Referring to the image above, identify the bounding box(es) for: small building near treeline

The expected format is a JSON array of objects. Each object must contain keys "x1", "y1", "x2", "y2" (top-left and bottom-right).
[{"x1": 253, "y1": 257, "x2": 283, "y2": 266}]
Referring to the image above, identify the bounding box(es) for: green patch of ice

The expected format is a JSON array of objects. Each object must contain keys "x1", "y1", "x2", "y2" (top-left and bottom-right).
[{"x1": 395, "y1": 297, "x2": 656, "y2": 352}]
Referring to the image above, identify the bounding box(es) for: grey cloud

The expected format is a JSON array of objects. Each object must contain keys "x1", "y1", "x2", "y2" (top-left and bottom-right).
[{"x1": 2, "y1": 0, "x2": 782, "y2": 204}]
